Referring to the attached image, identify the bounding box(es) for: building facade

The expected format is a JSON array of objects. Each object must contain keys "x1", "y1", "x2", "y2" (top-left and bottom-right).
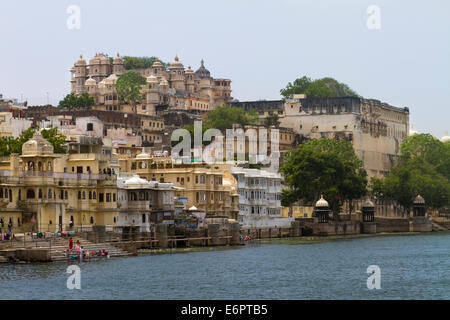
[
  {"x1": 231, "y1": 167, "x2": 292, "y2": 228},
  {"x1": 71, "y1": 54, "x2": 232, "y2": 115},
  {"x1": 230, "y1": 96, "x2": 410, "y2": 178}
]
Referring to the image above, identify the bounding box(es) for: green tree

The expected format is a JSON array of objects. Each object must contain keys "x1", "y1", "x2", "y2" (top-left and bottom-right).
[
  {"x1": 41, "y1": 127, "x2": 67, "y2": 154},
  {"x1": 116, "y1": 71, "x2": 147, "y2": 113},
  {"x1": 205, "y1": 105, "x2": 258, "y2": 132},
  {"x1": 122, "y1": 56, "x2": 167, "y2": 70},
  {"x1": 370, "y1": 133, "x2": 450, "y2": 212},
  {"x1": 264, "y1": 113, "x2": 280, "y2": 128},
  {"x1": 0, "y1": 127, "x2": 67, "y2": 156},
  {"x1": 280, "y1": 76, "x2": 359, "y2": 99},
  {"x1": 58, "y1": 93, "x2": 94, "y2": 110},
  {"x1": 281, "y1": 138, "x2": 367, "y2": 219}
]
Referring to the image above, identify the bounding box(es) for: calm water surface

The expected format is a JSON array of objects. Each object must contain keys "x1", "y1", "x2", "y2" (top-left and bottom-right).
[{"x1": 1, "y1": 233, "x2": 449, "y2": 299}]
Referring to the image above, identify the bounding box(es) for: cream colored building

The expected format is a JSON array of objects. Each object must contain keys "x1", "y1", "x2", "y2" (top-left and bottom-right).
[
  {"x1": 119, "y1": 153, "x2": 239, "y2": 219},
  {"x1": 71, "y1": 54, "x2": 232, "y2": 115},
  {"x1": 117, "y1": 175, "x2": 177, "y2": 232},
  {"x1": 230, "y1": 96, "x2": 410, "y2": 178},
  {"x1": 0, "y1": 133, "x2": 119, "y2": 233}
]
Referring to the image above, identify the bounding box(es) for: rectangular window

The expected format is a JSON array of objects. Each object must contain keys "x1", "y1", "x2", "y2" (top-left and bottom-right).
[
  {"x1": 99, "y1": 193, "x2": 104, "y2": 202},
  {"x1": 106, "y1": 193, "x2": 111, "y2": 202}
]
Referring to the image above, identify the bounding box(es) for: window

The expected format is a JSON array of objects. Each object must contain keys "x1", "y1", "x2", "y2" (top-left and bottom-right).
[
  {"x1": 142, "y1": 214, "x2": 146, "y2": 223},
  {"x1": 89, "y1": 191, "x2": 92, "y2": 200},
  {"x1": 38, "y1": 189, "x2": 43, "y2": 199},
  {"x1": 87, "y1": 123, "x2": 94, "y2": 131},
  {"x1": 99, "y1": 193, "x2": 104, "y2": 202},
  {"x1": 90, "y1": 216, "x2": 94, "y2": 224},
  {"x1": 93, "y1": 191, "x2": 96, "y2": 200},
  {"x1": 82, "y1": 191, "x2": 86, "y2": 200},
  {"x1": 113, "y1": 193, "x2": 116, "y2": 202},
  {"x1": 65, "y1": 191, "x2": 68, "y2": 200},
  {"x1": 48, "y1": 189, "x2": 52, "y2": 199},
  {"x1": 106, "y1": 193, "x2": 111, "y2": 202},
  {"x1": 27, "y1": 189, "x2": 35, "y2": 199}
]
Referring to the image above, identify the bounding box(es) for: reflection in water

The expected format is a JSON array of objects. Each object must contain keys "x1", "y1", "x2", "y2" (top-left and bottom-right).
[{"x1": 1, "y1": 233, "x2": 449, "y2": 300}]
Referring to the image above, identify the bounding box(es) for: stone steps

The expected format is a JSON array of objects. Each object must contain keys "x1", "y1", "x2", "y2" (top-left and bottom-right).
[
  {"x1": 431, "y1": 222, "x2": 448, "y2": 232},
  {"x1": 4, "y1": 236, "x2": 132, "y2": 262}
]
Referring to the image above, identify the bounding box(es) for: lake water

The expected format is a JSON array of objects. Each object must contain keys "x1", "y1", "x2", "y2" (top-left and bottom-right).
[{"x1": 1, "y1": 232, "x2": 449, "y2": 300}]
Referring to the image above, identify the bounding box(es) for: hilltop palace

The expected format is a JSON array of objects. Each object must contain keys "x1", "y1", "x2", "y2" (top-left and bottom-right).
[{"x1": 70, "y1": 53, "x2": 232, "y2": 115}]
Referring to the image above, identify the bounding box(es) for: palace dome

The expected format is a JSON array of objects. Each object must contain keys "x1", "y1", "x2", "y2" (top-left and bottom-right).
[
  {"x1": 152, "y1": 60, "x2": 163, "y2": 68},
  {"x1": 363, "y1": 198, "x2": 375, "y2": 208},
  {"x1": 75, "y1": 54, "x2": 86, "y2": 66},
  {"x1": 413, "y1": 195, "x2": 425, "y2": 204},
  {"x1": 124, "y1": 175, "x2": 150, "y2": 188},
  {"x1": 315, "y1": 196, "x2": 329, "y2": 208},
  {"x1": 146, "y1": 75, "x2": 158, "y2": 84},
  {"x1": 185, "y1": 66, "x2": 194, "y2": 74},
  {"x1": 195, "y1": 59, "x2": 211, "y2": 79},
  {"x1": 103, "y1": 74, "x2": 118, "y2": 85},
  {"x1": 136, "y1": 152, "x2": 151, "y2": 159},
  {"x1": 85, "y1": 77, "x2": 97, "y2": 86},
  {"x1": 113, "y1": 53, "x2": 123, "y2": 64},
  {"x1": 22, "y1": 132, "x2": 54, "y2": 156},
  {"x1": 169, "y1": 55, "x2": 184, "y2": 68}
]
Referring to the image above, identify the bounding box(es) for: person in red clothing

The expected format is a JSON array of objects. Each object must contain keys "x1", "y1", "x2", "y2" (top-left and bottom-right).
[{"x1": 69, "y1": 237, "x2": 73, "y2": 250}]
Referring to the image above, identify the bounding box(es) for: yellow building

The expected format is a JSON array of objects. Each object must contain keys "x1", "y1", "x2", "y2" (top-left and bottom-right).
[
  {"x1": 119, "y1": 153, "x2": 239, "y2": 219},
  {"x1": 280, "y1": 205, "x2": 314, "y2": 219},
  {"x1": 0, "y1": 133, "x2": 118, "y2": 233}
]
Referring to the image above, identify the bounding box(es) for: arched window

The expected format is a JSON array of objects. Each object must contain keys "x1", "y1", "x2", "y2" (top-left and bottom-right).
[
  {"x1": 78, "y1": 191, "x2": 81, "y2": 200},
  {"x1": 82, "y1": 191, "x2": 86, "y2": 200},
  {"x1": 90, "y1": 216, "x2": 94, "y2": 224},
  {"x1": 47, "y1": 161, "x2": 52, "y2": 172},
  {"x1": 0, "y1": 188, "x2": 3, "y2": 198},
  {"x1": 18, "y1": 190, "x2": 21, "y2": 201},
  {"x1": 60, "y1": 190, "x2": 64, "y2": 199},
  {"x1": 28, "y1": 161, "x2": 35, "y2": 171},
  {"x1": 38, "y1": 189, "x2": 42, "y2": 199},
  {"x1": 89, "y1": 191, "x2": 92, "y2": 200},
  {"x1": 48, "y1": 189, "x2": 52, "y2": 199},
  {"x1": 27, "y1": 189, "x2": 35, "y2": 199},
  {"x1": 65, "y1": 191, "x2": 68, "y2": 200},
  {"x1": 93, "y1": 191, "x2": 96, "y2": 200}
]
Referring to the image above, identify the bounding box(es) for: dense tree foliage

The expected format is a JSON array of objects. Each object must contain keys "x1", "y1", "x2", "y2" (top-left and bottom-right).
[
  {"x1": 264, "y1": 113, "x2": 280, "y2": 128},
  {"x1": 58, "y1": 93, "x2": 94, "y2": 110},
  {"x1": 281, "y1": 138, "x2": 368, "y2": 219},
  {"x1": 371, "y1": 134, "x2": 450, "y2": 212},
  {"x1": 280, "y1": 76, "x2": 360, "y2": 99},
  {"x1": 116, "y1": 71, "x2": 147, "y2": 113},
  {"x1": 0, "y1": 127, "x2": 67, "y2": 156},
  {"x1": 204, "y1": 105, "x2": 259, "y2": 132},
  {"x1": 122, "y1": 56, "x2": 168, "y2": 70}
]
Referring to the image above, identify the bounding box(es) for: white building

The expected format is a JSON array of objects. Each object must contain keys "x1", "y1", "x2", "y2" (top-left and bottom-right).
[
  {"x1": 116, "y1": 175, "x2": 178, "y2": 232},
  {"x1": 231, "y1": 167, "x2": 293, "y2": 228},
  {"x1": 0, "y1": 112, "x2": 33, "y2": 138}
]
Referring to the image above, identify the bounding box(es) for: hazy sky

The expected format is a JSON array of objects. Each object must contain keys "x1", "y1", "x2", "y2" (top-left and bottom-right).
[{"x1": 0, "y1": 0, "x2": 449, "y2": 138}]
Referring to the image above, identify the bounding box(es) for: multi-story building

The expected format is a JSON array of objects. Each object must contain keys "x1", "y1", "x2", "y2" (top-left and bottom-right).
[
  {"x1": 70, "y1": 54, "x2": 232, "y2": 115},
  {"x1": 231, "y1": 167, "x2": 292, "y2": 228},
  {"x1": 230, "y1": 96, "x2": 410, "y2": 178},
  {"x1": 0, "y1": 133, "x2": 119, "y2": 233},
  {"x1": 119, "y1": 153, "x2": 239, "y2": 219},
  {"x1": 117, "y1": 175, "x2": 177, "y2": 232},
  {"x1": 0, "y1": 112, "x2": 33, "y2": 138}
]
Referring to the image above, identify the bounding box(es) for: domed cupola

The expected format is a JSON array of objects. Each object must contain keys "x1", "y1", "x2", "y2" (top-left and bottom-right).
[
  {"x1": 195, "y1": 59, "x2": 211, "y2": 79},
  {"x1": 75, "y1": 54, "x2": 86, "y2": 66},
  {"x1": 22, "y1": 132, "x2": 54, "y2": 156}
]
